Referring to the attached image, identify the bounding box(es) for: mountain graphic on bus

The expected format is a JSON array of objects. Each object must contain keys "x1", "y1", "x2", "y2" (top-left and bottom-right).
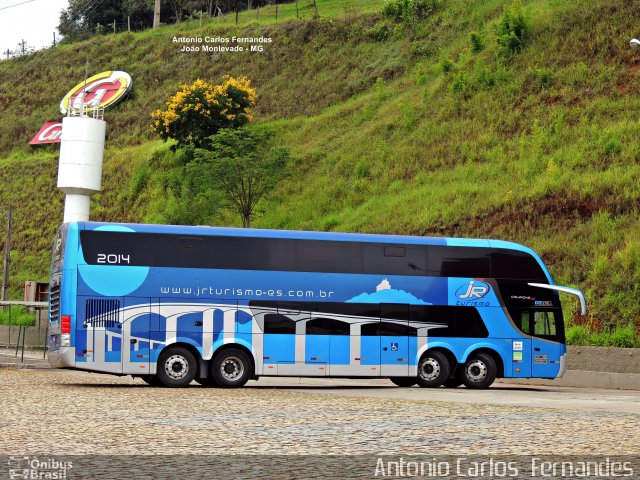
[{"x1": 346, "y1": 279, "x2": 430, "y2": 305}]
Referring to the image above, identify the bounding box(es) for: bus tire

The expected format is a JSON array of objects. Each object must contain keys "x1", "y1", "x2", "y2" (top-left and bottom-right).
[
  {"x1": 210, "y1": 348, "x2": 252, "y2": 388},
  {"x1": 389, "y1": 377, "x2": 417, "y2": 387},
  {"x1": 461, "y1": 352, "x2": 497, "y2": 389},
  {"x1": 156, "y1": 346, "x2": 197, "y2": 388},
  {"x1": 416, "y1": 350, "x2": 450, "y2": 388}
]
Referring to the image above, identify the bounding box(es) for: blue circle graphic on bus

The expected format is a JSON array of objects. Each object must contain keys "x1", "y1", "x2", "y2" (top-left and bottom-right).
[{"x1": 79, "y1": 225, "x2": 150, "y2": 297}]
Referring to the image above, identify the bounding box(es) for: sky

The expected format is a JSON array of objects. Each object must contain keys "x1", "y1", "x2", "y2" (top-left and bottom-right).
[{"x1": 0, "y1": 0, "x2": 69, "y2": 56}]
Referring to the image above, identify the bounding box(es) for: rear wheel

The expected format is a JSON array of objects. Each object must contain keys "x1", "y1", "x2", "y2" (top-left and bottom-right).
[
  {"x1": 461, "y1": 352, "x2": 497, "y2": 389},
  {"x1": 389, "y1": 377, "x2": 417, "y2": 387},
  {"x1": 156, "y1": 346, "x2": 197, "y2": 388},
  {"x1": 416, "y1": 350, "x2": 450, "y2": 388},
  {"x1": 210, "y1": 348, "x2": 252, "y2": 388}
]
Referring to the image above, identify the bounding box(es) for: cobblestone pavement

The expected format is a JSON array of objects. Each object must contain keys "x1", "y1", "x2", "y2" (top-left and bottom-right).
[{"x1": 1, "y1": 368, "x2": 639, "y2": 456}]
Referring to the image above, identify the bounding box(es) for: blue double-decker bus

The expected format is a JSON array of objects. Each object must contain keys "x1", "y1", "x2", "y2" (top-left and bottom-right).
[{"x1": 47, "y1": 222, "x2": 586, "y2": 388}]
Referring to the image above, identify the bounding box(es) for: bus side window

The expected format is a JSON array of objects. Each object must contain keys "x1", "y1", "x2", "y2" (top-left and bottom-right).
[
  {"x1": 307, "y1": 318, "x2": 350, "y2": 335},
  {"x1": 264, "y1": 314, "x2": 296, "y2": 334},
  {"x1": 533, "y1": 311, "x2": 556, "y2": 336}
]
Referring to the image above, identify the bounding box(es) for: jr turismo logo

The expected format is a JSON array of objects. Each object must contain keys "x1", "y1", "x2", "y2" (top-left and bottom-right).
[{"x1": 455, "y1": 280, "x2": 491, "y2": 306}]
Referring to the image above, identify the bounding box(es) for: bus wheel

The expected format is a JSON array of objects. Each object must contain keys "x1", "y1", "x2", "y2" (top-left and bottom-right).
[
  {"x1": 461, "y1": 352, "x2": 497, "y2": 389},
  {"x1": 211, "y1": 348, "x2": 252, "y2": 388},
  {"x1": 416, "y1": 351, "x2": 450, "y2": 388},
  {"x1": 389, "y1": 377, "x2": 417, "y2": 387},
  {"x1": 156, "y1": 346, "x2": 197, "y2": 388}
]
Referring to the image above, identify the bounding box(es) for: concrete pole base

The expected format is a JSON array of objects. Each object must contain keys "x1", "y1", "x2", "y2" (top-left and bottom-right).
[{"x1": 63, "y1": 194, "x2": 91, "y2": 222}]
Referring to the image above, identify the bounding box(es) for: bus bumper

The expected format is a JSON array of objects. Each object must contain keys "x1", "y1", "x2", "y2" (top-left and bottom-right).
[
  {"x1": 48, "y1": 347, "x2": 76, "y2": 369},
  {"x1": 556, "y1": 353, "x2": 567, "y2": 378}
]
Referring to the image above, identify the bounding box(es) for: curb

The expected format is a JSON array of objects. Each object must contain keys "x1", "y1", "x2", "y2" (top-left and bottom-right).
[{"x1": 497, "y1": 370, "x2": 640, "y2": 391}]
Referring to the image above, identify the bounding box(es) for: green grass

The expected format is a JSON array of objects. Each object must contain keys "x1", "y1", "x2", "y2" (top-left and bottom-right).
[
  {"x1": 0, "y1": 307, "x2": 36, "y2": 327},
  {"x1": 1, "y1": 0, "x2": 640, "y2": 346},
  {"x1": 566, "y1": 324, "x2": 639, "y2": 348}
]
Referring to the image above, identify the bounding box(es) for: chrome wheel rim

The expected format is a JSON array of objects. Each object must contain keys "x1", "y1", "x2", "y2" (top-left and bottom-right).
[
  {"x1": 220, "y1": 356, "x2": 244, "y2": 381},
  {"x1": 165, "y1": 354, "x2": 189, "y2": 380},
  {"x1": 418, "y1": 357, "x2": 440, "y2": 382},
  {"x1": 465, "y1": 360, "x2": 487, "y2": 383}
]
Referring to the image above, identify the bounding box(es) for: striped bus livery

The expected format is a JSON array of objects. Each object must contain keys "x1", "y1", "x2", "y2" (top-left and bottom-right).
[{"x1": 47, "y1": 222, "x2": 586, "y2": 388}]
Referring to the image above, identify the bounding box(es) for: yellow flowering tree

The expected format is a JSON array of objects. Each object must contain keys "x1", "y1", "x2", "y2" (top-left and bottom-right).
[{"x1": 151, "y1": 76, "x2": 257, "y2": 149}]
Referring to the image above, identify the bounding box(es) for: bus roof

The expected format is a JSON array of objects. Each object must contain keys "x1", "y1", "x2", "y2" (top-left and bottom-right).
[
  {"x1": 74, "y1": 221, "x2": 537, "y2": 255},
  {"x1": 66, "y1": 222, "x2": 553, "y2": 284}
]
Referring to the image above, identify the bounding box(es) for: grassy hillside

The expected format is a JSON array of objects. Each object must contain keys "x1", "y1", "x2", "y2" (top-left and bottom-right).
[{"x1": 1, "y1": 0, "x2": 639, "y2": 345}]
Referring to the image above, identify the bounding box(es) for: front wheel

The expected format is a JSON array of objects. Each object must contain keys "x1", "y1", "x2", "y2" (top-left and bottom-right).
[
  {"x1": 156, "y1": 346, "x2": 197, "y2": 388},
  {"x1": 210, "y1": 348, "x2": 252, "y2": 388},
  {"x1": 416, "y1": 351, "x2": 450, "y2": 388},
  {"x1": 389, "y1": 377, "x2": 417, "y2": 387},
  {"x1": 461, "y1": 352, "x2": 497, "y2": 389}
]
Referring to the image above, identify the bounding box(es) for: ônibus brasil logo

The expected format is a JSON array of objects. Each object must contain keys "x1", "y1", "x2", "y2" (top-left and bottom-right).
[
  {"x1": 60, "y1": 70, "x2": 132, "y2": 114},
  {"x1": 455, "y1": 280, "x2": 491, "y2": 306}
]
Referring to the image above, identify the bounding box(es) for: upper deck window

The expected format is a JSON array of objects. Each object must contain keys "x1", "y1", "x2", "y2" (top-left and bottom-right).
[{"x1": 79, "y1": 230, "x2": 547, "y2": 282}]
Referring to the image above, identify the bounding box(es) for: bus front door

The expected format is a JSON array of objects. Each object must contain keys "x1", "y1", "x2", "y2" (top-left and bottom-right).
[
  {"x1": 509, "y1": 309, "x2": 532, "y2": 377},
  {"x1": 530, "y1": 310, "x2": 563, "y2": 379}
]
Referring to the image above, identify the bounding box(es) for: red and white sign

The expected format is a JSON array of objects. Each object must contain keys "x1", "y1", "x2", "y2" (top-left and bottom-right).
[
  {"x1": 60, "y1": 70, "x2": 133, "y2": 114},
  {"x1": 29, "y1": 121, "x2": 63, "y2": 145}
]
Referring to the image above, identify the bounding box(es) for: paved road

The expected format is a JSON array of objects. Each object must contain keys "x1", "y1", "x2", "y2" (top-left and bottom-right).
[
  {"x1": 256, "y1": 376, "x2": 640, "y2": 414},
  {"x1": 1, "y1": 368, "x2": 639, "y2": 456}
]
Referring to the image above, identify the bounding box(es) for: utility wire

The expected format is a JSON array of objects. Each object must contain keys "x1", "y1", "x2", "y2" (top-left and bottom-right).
[
  {"x1": 0, "y1": 0, "x2": 107, "y2": 94},
  {"x1": 0, "y1": 0, "x2": 36, "y2": 12}
]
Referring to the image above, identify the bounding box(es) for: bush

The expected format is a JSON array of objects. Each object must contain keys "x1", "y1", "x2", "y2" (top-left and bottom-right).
[
  {"x1": 0, "y1": 306, "x2": 36, "y2": 327},
  {"x1": 496, "y1": 0, "x2": 528, "y2": 61},
  {"x1": 449, "y1": 73, "x2": 469, "y2": 97},
  {"x1": 366, "y1": 23, "x2": 391, "y2": 41},
  {"x1": 469, "y1": 31, "x2": 485, "y2": 53},
  {"x1": 382, "y1": 0, "x2": 438, "y2": 22},
  {"x1": 439, "y1": 57, "x2": 454, "y2": 75}
]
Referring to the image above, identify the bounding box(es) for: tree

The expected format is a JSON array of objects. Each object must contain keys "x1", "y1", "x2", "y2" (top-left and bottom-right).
[
  {"x1": 192, "y1": 128, "x2": 289, "y2": 227},
  {"x1": 58, "y1": 0, "x2": 155, "y2": 41},
  {"x1": 167, "y1": 0, "x2": 189, "y2": 22},
  {"x1": 151, "y1": 76, "x2": 257, "y2": 149}
]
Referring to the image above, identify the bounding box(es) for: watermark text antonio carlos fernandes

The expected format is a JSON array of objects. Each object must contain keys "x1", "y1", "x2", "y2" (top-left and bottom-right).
[{"x1": 173, "y1": 35, "x2": 272, "y2": 53}]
